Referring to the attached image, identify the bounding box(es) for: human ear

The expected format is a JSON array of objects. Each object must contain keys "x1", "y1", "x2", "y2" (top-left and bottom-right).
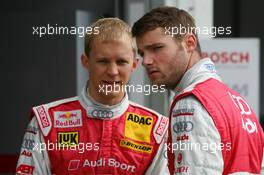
[
  {"x1": 132, "y1": 57, "x2": 139, "y2": 72},
  {"x1": 183, "y1": 33, "x2": 197, "y2": 53},
  {"x1": 81, "y1": 53, "x2": 89, "y2": 70}
]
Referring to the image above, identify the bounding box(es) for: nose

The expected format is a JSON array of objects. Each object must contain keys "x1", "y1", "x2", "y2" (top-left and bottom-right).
[
  {"x1": 107, "y1": 63, "x2": 119, "y2": 76},
  {"x1": 142, "y1": 52, "x2": 154, "y2": 67}
]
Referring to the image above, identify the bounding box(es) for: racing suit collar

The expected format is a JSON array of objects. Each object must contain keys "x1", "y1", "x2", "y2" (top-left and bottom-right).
[
  {"x1": 79, "y1": 84, "x2": 129, "y2": 119},
  {"x1": 174, "y1": 58, "x2": 221, "y2": 96}
]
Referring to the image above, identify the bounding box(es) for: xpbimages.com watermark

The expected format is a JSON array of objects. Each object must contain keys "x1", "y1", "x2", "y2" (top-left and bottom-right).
[
  {"x1": 33, "y1": 140, "x2": 100, "y2": 154},
  {"x1": 162, "y1": 142, "x2": 232, "y2": 159},
  {"x1": 164, "y1": 24, "x2": 232, "y2": 38},
  {"x1": 98, "y1": 83, "x2": 166, "y2": 95},
  {"x1": 32, "y1": 24, "x2": 100, "y2": 37}
]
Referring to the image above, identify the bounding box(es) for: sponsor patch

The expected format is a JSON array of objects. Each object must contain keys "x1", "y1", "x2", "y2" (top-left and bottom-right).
[
  {"x1": 36, "y1": 106, "x2": 50, "y2": 128},
  {"x1": 177, "y1": 134, "x2": 189, "y2": 141},
  {"x1": 124, "y1": 112, "x2": 153, "y2": 143},
  {"x1": 204, "y1": 63, "x2": 216, "y2": 73},
  {"x1": 58, "y1": 131, "x2": 79, "y2": 147},
  {"x1": 54, "y1": 110, "x2": 82, "y2": 128},
  {"x1": 172, "y1": 108, "x2": 194, "y2": 117},
  {"x1": 26, "y1": 126, "x2": 38, "y2": 135},
  {"x1": 155, "y1": 117, "x2": 168, "y2": 136},
  {"x1": 173, "y1": 121, "x2": 194, "y2": 133},
  {"x1": 175, "y1": 152, "x2": 189, "y2": 173},
  {"x1": 177, "y1": 152, "x2": 183, "y2": 164},
  {"x1": 68, "y1": 158, "x2": 136, "y2": 173},
  {"x1": 16, "y1": 164, "x2": 34, "y2": 174},
  {"x1": 91, "y1": 109, "x2": 113, "y2": 118},
  {"x1": 21, "y1": 150, "x2": 32, "y2": 157},
  {"x1": 68, "y1": 160, "x2": 80, "y2": 171},
  {"x1": 22, "y1": 139, "x2": 35, "y2": 150},
  {"x1": 120, "y1": 139, "x2": 153, "y2": 154}
]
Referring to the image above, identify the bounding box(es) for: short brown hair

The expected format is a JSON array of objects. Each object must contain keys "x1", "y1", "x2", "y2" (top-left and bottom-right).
[
  {"x1": 132, "y1": 6, "x2": 201, "y2": 54},
  {"x1": 85, "y1": 17, "x2": 136, "y2": 56}
]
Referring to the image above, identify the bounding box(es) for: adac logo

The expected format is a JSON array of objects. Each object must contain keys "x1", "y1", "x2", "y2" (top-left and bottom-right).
[
  {"x1": 54, "y1": 110, "x2": 82, "y2": 128},
  {"x1": 58, "y1": 131, "x2": 79, "y2": 147},
  {"x1": 125, "y1": 112, "x2": 153, "y2": 143},
  {"x1": 126, "y1": 113, "x2": 153, "y2": 125}
]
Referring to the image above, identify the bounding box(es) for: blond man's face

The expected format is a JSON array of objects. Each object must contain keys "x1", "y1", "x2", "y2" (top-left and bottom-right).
[{"x1": 83, "y1": 36, "x2": 137, "y2": 100}]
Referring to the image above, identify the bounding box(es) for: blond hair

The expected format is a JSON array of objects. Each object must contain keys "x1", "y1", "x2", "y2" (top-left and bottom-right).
[{"x1": 85, "y1": 18, "x2": 136, "y2": 56}]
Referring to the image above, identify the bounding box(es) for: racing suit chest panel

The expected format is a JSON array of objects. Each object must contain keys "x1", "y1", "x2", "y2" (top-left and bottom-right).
[
  {"x1": 186, "y1": 78, "x2": 263, "y2": 174},
  {"x1": 40, "y1": 100, "x2": 161, "y2": 175}
]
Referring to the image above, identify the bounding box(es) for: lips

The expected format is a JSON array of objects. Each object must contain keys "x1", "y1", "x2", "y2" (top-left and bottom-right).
[
  {"x1": 147, "y1": 68, "x2": 160, "y2": 77},
  {"x1": 103, "y1": 81, "x2": 122, "y2": 85}
]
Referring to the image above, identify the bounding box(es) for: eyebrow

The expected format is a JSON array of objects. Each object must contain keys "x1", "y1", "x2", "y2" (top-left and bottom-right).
[{"x1": 143, "y1": 43, "x2": 164, "y2": 49}]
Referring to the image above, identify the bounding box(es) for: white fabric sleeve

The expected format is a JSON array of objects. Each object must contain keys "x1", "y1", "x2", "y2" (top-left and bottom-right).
[
  {"x1": 145, "y1": 133, "x2": 170, "y2": 175},
  {"x1": 170, "y1": 95, "x2": 224, "y2": 174},
  {"x1": 16, "y1": 117, "x2": 51, "y2": 175}
]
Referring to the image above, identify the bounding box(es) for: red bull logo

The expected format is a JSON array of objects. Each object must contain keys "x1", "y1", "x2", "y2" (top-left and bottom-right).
[
  {"x1": 54, "y1": 110, "x2": 82, "y2": 128},
  {"x1": 58, "y1": 112, "x2": 78, "y2": 120}
]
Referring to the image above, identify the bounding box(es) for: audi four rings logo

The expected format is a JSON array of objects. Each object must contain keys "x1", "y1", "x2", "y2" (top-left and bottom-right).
[
  {"x1": 91, "y1": 110, "x2": 114, "y2": 118},
  {"x1": 173, "y1": 121, "x2": 193, "y2": 133}
]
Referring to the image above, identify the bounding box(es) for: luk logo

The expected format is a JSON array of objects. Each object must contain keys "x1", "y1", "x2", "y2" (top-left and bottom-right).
[
  {"x1": 54, "y1": 110, "x2": 82, "y2": 128},
  {"x1": 125, "y1": 112, "x2": 153, "y2": 143},
  {"x1": 58, "y1": 131, "x2": 79, "y2": 147},
  {"x1": 173, "y1": 121, "x2": 193, "y2": 133}
]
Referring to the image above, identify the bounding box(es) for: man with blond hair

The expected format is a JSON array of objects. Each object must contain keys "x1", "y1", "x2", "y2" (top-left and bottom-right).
[
  {"x1": 16, "y1": 18, "x2": 169, "y2": 175},
  {"x1": 132, "y1": 6, "x2": 264, "y2": 175}
]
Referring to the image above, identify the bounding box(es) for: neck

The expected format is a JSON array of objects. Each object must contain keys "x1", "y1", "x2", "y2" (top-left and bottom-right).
[{"x1": 187, "y1": 51, "x2": 202, "y2": 70}]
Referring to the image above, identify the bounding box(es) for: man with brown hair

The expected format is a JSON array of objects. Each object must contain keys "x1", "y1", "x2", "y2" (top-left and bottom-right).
[
  {"x1": 16, "y1": 17, "x2": 169, "y2": 175},
  {"x1": 132, "y1": 6, "x2": 264, "y2": 175}
]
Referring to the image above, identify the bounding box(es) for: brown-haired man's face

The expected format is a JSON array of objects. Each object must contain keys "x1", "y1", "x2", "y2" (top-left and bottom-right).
[{"x1": 136, "y1": 27, "x2": 190, "y2": 89}]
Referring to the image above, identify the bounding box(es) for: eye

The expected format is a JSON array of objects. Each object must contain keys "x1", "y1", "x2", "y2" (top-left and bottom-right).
[
  {"x1": 117, "y1": 59, "x2": 128, "y2": 65},
  {"x1": 97, "y1": 59, "x2": 108, "y2": 64},
  {"x1": 152, "y1": 45, "x2": 163, "y2": 51}
]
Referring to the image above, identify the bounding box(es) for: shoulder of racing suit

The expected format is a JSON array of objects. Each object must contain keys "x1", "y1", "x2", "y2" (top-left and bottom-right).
[
  {"x1": 31, "y1": 96, "x2": 79, "y2": 137},
  {"x1": 129, "y1": 101, "x2": 169, "y2": 144}
]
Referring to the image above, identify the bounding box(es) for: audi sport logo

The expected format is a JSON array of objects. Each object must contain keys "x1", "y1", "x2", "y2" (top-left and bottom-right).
[
  {"x1": 91, "y1": 109, "x2": 113, "y2": 118},
  {"x1": 173, "y1": 121, "x2": 193, "y2": 133}
]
